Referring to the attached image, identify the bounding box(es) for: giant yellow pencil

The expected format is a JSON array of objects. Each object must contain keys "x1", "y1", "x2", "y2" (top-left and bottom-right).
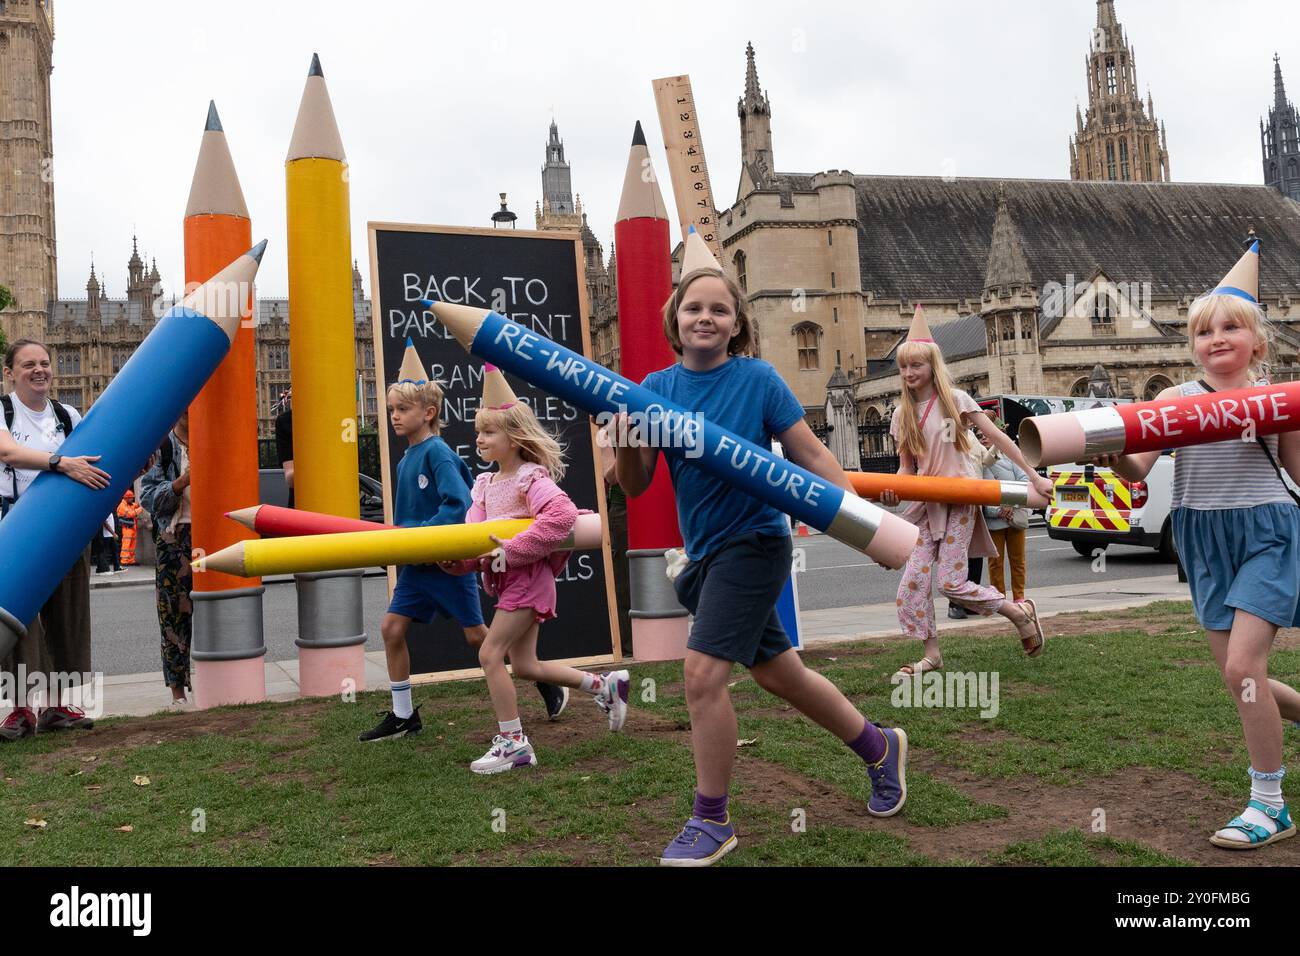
[
  {"x1": 285, "y1": 52, "x2": 365, "y2": 697},
  {"x1": 286, "y1": 53, "x2": 357, "y2": 518},
  {"x1": 198, "y1": 514, "x2": 606, "y2": 578}
]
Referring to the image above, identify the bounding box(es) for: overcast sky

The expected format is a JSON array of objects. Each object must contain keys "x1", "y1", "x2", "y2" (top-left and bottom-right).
[{"x1": 48, "y1": 0, "x2": 1299, "y2": 299}]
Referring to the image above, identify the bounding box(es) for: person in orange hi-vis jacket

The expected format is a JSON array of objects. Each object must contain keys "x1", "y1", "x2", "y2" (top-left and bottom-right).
[{"x1": 116, "y1": 490, "x2": 143, "y2": 566}]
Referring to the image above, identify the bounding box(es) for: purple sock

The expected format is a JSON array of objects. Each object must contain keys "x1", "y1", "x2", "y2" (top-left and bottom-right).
[
  {"x1": 849, "y1": 720, "x2": 887, "y2": 765},
  {"x1": 693, "y1": 791, "x2": 729, "y2": 822}
]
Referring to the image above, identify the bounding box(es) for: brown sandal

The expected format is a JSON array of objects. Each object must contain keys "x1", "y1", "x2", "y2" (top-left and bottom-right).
[{"x1": 1016, "y1": 599, "x2": 1045, "y2": 657}]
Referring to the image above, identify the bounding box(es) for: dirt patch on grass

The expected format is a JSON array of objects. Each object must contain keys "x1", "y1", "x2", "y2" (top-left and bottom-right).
[
  {"x1": 954, "y1": 607, "x2": 1193, "y2": 642},
  {"x1": 722, "y1": 750, "x2": 1299, "y2": 866},
  {"x1": 1273, "y1": 627, "x2": 1300, "y2": 650}
]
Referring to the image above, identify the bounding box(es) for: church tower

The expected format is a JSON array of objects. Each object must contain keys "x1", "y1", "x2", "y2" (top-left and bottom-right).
[
  {"x1": 1262, "y1": 55, "x2": 1300, "y2": 202},
  {"x1": 737, "y1": 42, "x2": 775, "y2": 197},
  {"x1": 535, "y1": 120, "x2": 582, "y2": 231},
  {"x1": 0, "y1": 0, "x2": 57, "y2": 345},
  {"x1": 1069, "y1": 0, "x2": 1169, "y2": 183}
]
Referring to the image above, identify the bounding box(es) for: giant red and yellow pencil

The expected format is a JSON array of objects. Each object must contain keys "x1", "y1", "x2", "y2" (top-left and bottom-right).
[
  {"x1": 201, "y1": 514, "x2": 605, "y2": 577},
  {"x1": 614, "y1": 120, "x2": 688, "y2": 660},
  {"x1": 848, "y1": 472, "x2": 1049, "y2": 508},
  {"x1": 286, "y1": 53, "x2": 365, "y2": 697},
  {"x1": 1020, "y1": 380, "x2": 1300, "y2": 467},
  {"x1": 185, "y1": 101, "x2": 266, "y2": 710}
]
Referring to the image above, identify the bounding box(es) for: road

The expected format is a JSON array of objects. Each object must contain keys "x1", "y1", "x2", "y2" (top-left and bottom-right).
[{"x1": 87, "y1": 525, "x2": 1172, "y2": 677}]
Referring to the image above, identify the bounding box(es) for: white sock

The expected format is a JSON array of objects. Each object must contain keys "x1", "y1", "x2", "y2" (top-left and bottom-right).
[
  {"x1": 390, "y1": 681, "x2": 413, "y2": 720},
  {"x1": 1251, "y1": 768, "x2": 1285, "y2": 811},
  {"x1": 1219, "y1": 767, "x2": 1286, "y2": 842},
  {"x1": 499, "y1": 717, "x2": 523, "y2": 738},
  {"x1": 580, "y1": 673, "x2": 602, "y2": 695}
]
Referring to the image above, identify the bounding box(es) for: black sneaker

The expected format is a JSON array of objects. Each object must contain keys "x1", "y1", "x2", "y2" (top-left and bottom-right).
[
  {"x1": 536, "y1": 682, "x2": 569, "y2": 721},
  {"x1": 358, "y1": 706, "x2": 422, "y2": 742}
]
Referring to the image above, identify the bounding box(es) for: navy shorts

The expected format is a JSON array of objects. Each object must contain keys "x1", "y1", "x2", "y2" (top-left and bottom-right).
[
  {"x1": 673, "y1": 532, "x2": 793, "y2": 667},
  {"x1": 387, "y1": 564, "x2": 484, "y2": 627}
]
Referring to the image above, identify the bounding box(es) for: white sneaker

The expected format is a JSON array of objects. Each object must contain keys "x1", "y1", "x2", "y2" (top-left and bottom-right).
[
  {"x1": 470, "y1": 734, "x2": 537, "y2": 775},
  {"x1": 168, "y1": 697, "x2": 190, "y2": 710},
  {"x1": 593, "y1": 670, "x2": 630, "y2": 733}
]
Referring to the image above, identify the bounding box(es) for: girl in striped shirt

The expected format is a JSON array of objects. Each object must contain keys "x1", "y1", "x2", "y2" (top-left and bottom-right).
[{"x1": 1095, "y1": 244, "x2": 1300, "y2": 850}]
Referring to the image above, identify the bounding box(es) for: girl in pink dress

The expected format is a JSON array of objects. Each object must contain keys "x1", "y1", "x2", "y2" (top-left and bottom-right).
[
  {"x1": 443, "y1": 367, "x2": 629, "y2": 775},
  {"x1": 883, "y1": 309, "x2": 1055, "y2": 677}
]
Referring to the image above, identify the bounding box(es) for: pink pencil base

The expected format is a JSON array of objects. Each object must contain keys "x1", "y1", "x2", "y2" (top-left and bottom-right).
[
  {"x1": 1019, "y1": 415, "x2": 1087, "y2": 469},
  {"x1": 193, "y1": 657, "x2": 266, "y2": 710},
  {"x1": 298, "y1": 645, "x2": 367, "y2": 699},
  {"x1": 866, "y1": 514, "x2": 922, "y2": 570},
  {"x1": 631, "y1": 616, "x2": 690, "y2": 662}
]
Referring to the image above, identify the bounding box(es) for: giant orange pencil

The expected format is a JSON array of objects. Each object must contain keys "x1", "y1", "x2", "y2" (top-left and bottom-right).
[
  {"x1": 184, "y1": 100, "x2": 266, "y2": 710},
  {"x1": 614, "y1": 120, "x2": 688, "y2": 662},
  {"x1": 286, "y1": 53, "x2": 366, "y2": 697},
  {"x1": 848, "y1": 472, "x2": 1049, "y2": 509}
]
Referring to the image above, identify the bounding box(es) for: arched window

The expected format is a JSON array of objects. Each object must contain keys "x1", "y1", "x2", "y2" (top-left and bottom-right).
[
  {"x1": 733, "y1": 250, "x2": 747, "y2": 293},
  {"x1": 1142, "y1": 375, "x2": 1173, "y2": 401},
  {"x1": 1105, "y1": 57, "x2": 1117, "y2": 95},
  {"x1": 792, "y1": 321, "x2": 821, "y2": 371},
  {"x1": 1119, "y1": 141, "x2": 1130, "y2": 181},
  {"x1": 1091, "y1": 292, "x2": 1115, "y2": 333},
  {"x1": 1070, "y1": 377, "x2": 1090, "y2": 397},
  {"x1": 1289, "y1": 158, "x2": 1298, "y2": 183},
  {"x1": 1106, "y1": 142, "x2": 1116, "y2": 180}
]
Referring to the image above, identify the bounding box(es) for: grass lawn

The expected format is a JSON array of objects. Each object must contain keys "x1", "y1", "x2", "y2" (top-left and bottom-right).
[{"x1": 2, "y1": 600, "x2": 1298, "y2": 866}]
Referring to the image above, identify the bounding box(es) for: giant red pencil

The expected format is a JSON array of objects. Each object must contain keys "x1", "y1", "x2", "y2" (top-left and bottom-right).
[
  {"x1": 615, "y1": 120, "x2": 687, "y2": 661},
  {"x1": 227, "y1": 504, "x2": 393, "y2": 537},
  {"x1": 1021, "y1": 381, "x2": 1300, "y2": 467}
]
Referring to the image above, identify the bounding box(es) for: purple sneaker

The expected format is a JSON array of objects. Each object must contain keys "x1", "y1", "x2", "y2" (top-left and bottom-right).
[
  {"x1": 659, "y1": 815, "x2": 738, "y2": 867},
  {"x1": 866, "y1": 724, "x2": 908, "y2": 817},
  {"x1": 594, "y1": 669, "x2": 630, "y2": 732}
]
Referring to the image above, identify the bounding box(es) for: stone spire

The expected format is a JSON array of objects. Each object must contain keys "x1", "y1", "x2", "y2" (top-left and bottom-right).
[
  {"x1": 737, "y1": 42, "x2": 775, "y2": 196},
  {"x1": 1070, "y1": 0, "x2": 1169, "y2": 182},
  {"x1": 1261, "y1": 54, "x2": 1300, "y2": 201},
  {"x1": 983, "y1": 189, "x2": 1033, "y2": 293}
]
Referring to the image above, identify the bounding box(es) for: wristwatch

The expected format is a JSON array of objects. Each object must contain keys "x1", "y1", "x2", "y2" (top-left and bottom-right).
[{"x1": 48, "y1": 454, "x2": 62, "y2": 473}]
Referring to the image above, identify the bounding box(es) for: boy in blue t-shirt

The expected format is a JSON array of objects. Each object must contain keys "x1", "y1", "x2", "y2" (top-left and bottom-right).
[{"x1": 361, "y1": 363, "x2": 567, "y2": 741}]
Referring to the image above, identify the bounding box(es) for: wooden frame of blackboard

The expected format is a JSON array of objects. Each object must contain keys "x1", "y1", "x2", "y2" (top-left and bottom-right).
[{"x1": 366, "y1": 220, "x2": 622, "y2": 685}]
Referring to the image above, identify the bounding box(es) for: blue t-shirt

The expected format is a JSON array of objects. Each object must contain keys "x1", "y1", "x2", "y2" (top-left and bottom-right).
[
  {"x1": 394, "y1": 434, "x2": 473, "y2": 528},
  {"x1": 641, "y1": 357, "x2": 804, "y2": 560}
]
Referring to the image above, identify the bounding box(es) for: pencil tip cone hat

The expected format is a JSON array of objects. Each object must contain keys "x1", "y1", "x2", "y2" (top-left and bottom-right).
[
  {"x1": 907, "y1": 305, "x2": 935, "y2": 343},
  {"x1": 681, "y1": 224, "x2": 721, "y2": 274},
  {"x1": 1210, "y1": 240, "x2": 1260, "y2": 302},
  {"x1": 396, "y1": 337, "x2": 429, "y2": 384},
  {"x1": 482, "y1": 363, "x2": 518, "y2": 409}
]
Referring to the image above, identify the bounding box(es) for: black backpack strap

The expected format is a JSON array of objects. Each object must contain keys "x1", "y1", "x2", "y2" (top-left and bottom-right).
[
  {"x1": 51, "y1": 400, "x2": 73, "y2": 438},
  {"x1": 1, "y1": 395, "x2": 16, "y2": 502},
  {"x1": 1197, "y1": 380, "x2": 1300, "y2": 507}
]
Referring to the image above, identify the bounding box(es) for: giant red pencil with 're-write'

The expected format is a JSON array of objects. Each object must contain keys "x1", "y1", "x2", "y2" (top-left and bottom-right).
[{"x1": 1020, "y1": 380, "x2": 1300, "y2": 467}]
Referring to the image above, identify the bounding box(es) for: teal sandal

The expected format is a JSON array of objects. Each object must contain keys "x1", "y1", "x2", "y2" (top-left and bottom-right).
[{"x1": 1209, "y1": 800, "x2": 1297, "y2": 850}]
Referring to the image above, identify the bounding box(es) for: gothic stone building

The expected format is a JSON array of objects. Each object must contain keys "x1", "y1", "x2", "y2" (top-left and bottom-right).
[
  {"x1": 0, "y1": 0, "x2": 57, "y2": 346},
  {"x1": 719, "y1": 6, "x2": 1300, "y2": 464},
  {"x1": 44, "y1": 243, "x2": 377, "y2": 438}
]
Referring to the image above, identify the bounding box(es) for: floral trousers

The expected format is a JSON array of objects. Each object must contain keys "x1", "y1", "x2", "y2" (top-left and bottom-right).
[
  {"x1": 896, "y1": 504, "x2": 1005, "y2": 641},
  {"x1": 155, "y1": 524, "x2": 193, "y2": 690}
]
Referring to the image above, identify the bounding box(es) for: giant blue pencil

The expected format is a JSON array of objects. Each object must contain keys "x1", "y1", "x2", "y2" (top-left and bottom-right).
[
  {"x1": 0, "y1": 243, "x2": 267, "y2": 657},
  {"x1": 419, "y1": 301, "x2": 919, "y2": 568}
]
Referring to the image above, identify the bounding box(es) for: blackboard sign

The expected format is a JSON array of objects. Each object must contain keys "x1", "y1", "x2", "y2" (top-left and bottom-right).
[{"x1": 367, "y1": 222, "x2": 620, "y2": 680}]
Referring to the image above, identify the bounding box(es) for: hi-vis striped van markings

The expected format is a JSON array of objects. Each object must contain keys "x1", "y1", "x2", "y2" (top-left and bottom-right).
[{"x1": 1049, "y1": 470, "x2": 1131, "y2": 532}]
